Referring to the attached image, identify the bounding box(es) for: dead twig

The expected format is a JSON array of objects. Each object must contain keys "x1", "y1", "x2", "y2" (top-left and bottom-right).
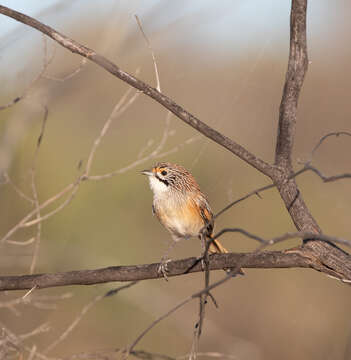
[
  {"x1": 135, "y1": 15, "x2": 161, "y2": 92},
  {"x1": 44, "y1": 282, "x2": 138, "y2": 354},
  {"x1": 29, "y1": 105, "x2": 49, "y2": 274},
  {"x1": 0, "y1": 35, "x2": 54, "y2": 111}
]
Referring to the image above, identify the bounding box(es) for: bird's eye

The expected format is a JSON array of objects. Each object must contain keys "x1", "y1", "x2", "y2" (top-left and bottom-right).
[{"x1": 161, "y1": 170, "x2": 167, "y2": 176}]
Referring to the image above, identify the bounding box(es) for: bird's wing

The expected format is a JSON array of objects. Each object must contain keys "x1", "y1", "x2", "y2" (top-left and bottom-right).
[{"x1": 198, "y1": 199, "x2": 214, "y2": 237}]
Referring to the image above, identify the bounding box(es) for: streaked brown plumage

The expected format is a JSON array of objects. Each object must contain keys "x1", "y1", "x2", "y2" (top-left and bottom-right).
[{"x1": 141, "y1": 162, "x2": 228, "y2": 259}]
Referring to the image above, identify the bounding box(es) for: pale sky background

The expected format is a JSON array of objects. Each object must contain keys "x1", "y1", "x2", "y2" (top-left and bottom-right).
[
  {"x1": 0, "y1": 1, "x2": 338, "y2": 51},
  {"x1": 0, "y1": 0, "x2": 345, "y2": 85}
]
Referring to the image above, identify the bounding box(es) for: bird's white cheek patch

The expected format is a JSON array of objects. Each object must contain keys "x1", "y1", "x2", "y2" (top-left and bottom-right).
[{"x1": 149, "y1": 176, "x2": 168, "y2": 194}]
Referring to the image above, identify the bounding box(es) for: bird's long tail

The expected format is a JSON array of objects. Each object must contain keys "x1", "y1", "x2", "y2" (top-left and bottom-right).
[
  {"x1": 208, "y1": 238, "x2": 228, "y2": 254},
  {"x1": 208, "y1": 238, "x2": 244, "y2": 275}
]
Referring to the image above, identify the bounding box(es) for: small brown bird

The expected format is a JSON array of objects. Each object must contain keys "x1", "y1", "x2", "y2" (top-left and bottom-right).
[{"x1": 142, "y1": 162, "x2": 236, "y2": 277}]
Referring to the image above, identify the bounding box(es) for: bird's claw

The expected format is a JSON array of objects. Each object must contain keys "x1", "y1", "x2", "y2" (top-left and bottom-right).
[
  {"x1": 196, "y1": 255, "x2": 208, "y2": 271},
  {"x1": 157, "y1": 259, "x2": 171, "y2": 281}
]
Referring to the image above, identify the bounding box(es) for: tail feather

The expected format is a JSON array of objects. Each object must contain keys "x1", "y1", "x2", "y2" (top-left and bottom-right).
[{"x1": 209, "y1": 238, "x2": 227, "y2": 254}]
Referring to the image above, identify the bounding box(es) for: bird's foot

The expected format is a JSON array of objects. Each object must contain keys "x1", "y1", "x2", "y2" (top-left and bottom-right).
[
  {"x1": 157, "y1": 259, "x2": 171, "y2": 281},
  {"x1": 195, "y1": 255, "x2": 209, "y2": 272}
]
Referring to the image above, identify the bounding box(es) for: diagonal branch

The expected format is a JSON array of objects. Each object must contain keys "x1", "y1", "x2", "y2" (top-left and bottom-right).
[{"x1": 0, "y1": 5, "x2": 273, "y2": 177}]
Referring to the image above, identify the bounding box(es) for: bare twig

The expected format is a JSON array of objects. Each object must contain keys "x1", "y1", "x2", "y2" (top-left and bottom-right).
[
  {"x1": 44, "y1": 282, "x2": 138, "y2": 354},
  {"x1": 0, "y1": 291, "x2": 71, "y2": 314},
  {"x1": 177, "y1": 352, "x2": 239, "y2": 360},
  {"x1": 44, "y1": 58, "x2": 88, "y2": 82},
  {"x1": 84, "y1": 70, "x2": 141, "y2": 176},
  {"x1": 0, "y1": 80, "x2": 140, "y2": 242},
  {"x1": 20, "y1": 323, "x2": 51, "y2": 340},
  {"x1": 1, "y1": 181, "x2": 75, "y2": 244},
  {"x1": 125, "y1": 294, "x2": 194, "y2": 357},
  {"x1": 0, "y1": 118, "x2": 197, "y2": 246},
  {"x1": 28, "y1": 345, "x2": 38, "y2": 360},
  {"x1": 135, "y1": 15, "x2": 161, "y2": 92},
  {"x1": 215, "y1": 183, "x2": 275, "y2": 219},
  {"x1": 6, "y1": 237, "x2": 35, "y2": 246},
  {"x1": 87, "y1": 128, "x2": 197, "y2": 181},
  {"x1": 0, "y1": 35, "x2": 54, "y2": 111},
  {"x1": 294, "y1": 165, "x2": 351, "y2": 183},
  {"x1": 2, "y1": 172, "x2": 34, "y2": 204},
  {"x1": 307, "y1": 131, "x2": 351, "y2": 164},
  {"x1": 215, "y1": 161, "x2": 351, "y2": 222},
  {"x1": 190, "y1": 234, "x2": 211, "y2": 360},
  {"x1": 0, "y1": 322, "x2": 55, "y2": 360},
  {"x1": 30, "y1": 106, "x2": 49, "y2": 274},
  {"x1": 66, "y1": 348, "x2": 175, "y2": 360}
]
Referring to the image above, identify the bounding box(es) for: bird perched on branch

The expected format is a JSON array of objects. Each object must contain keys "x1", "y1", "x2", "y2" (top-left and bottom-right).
[{"x1": 141, "y1": 162, "x2": 242, "y2": 279}]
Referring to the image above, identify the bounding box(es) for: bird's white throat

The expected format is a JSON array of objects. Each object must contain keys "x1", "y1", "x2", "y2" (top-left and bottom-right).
[{"x1": 148, "y1": 175, "x2": 169, "y2": 196}]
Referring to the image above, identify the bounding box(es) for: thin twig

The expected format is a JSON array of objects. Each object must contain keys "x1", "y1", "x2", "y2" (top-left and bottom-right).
[
  {"x1": 30, "y1": 106, "x2": 49, "y2": 274},
  {"x1": 215, "y1": 159, "x2": 351, "y2": 221},
  {"x1": 0, "y1": 322, "x2": 56, "y2": 360},
  {"x1": 307, "y1": 131, "x2": 351, "y2": 165},
  {"x1": 6, "y1": 237, "x2": 35, "y2": 246},
  {"x1": 296, "y1": 165, "x2": 351, "y2": 183},
  {"x1": 23, "y1": 86, "x2": 141, "y2": 228},
  {"x1": 66, "y1": 348, "x2": 175, "y2": 360},
  {"x1": 44, "y1": 282, "x2": 138, "y2": 354},
  {"x1": 87, "y1": 130, "x2": 197, "y2": 182},
  {"x1": 85, "y1": 70, "x2": 141, "y2": 176},
  {"x1": 44, "y1": 58, "x2": 88, "y2": 82},
  {"x1": 0, "y1": 35, "x2": 54, "y2": 111},
  {"x1": 190, "y1": 234, "x2": 211, "y2": 360},
  {"x1": 1, "y1": 81, "x2": 141, "y2": 240},
  {"x1": 2, "y1": 172, "x2": 34, "y2": 204},
  {"x1": 0, "y1": 291, "x2": 71, "y2": 313},
  {"x1": 135, "y1": 15, "x2": 161, "y2": 92},
  {"x1": 215, "y1": 183, "x2": 275, "y2": 219},
  {"x1": 177, "y1": 352, "x2": 239, "y2": 360},
  {"x1": 0, "y1": 181, "x2": 75, "y2": 245}
]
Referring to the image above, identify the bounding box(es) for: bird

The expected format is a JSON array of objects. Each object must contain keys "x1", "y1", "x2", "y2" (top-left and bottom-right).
[{"x1": 141, "y1": 162, "x2": 241, "y2": 278}]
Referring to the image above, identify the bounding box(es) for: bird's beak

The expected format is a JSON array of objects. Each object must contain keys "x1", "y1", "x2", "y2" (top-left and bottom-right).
[{"x1": 141, "y1": 170, "x2": 153, "y2": 176}]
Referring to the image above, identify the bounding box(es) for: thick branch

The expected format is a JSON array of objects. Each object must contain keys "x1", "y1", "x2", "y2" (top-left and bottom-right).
[
  {"x1": 0, "y1": 5, "x2": 273, "y2": 177},
  {"x1": 0, "y1": 251, "x2": 311, "y2": 291},
  {"x1": 269, "y1": 0, "x2": 351, "y2": 280},
  {"x1": 271, "y1": 0, "x2": 320, "y2": 233},
  {"x1": 275, "y1": 0, "x2": 308, "y2": 169}
]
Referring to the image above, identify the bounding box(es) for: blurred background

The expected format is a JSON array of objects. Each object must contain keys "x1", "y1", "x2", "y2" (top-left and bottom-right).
[{"x1": 1, "y1": 1, "x2": 351, "y2": 359}]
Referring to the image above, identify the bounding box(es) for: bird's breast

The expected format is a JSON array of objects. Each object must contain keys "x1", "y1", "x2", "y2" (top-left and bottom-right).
[{"x1": 153, "y1": 194, "x2": 204, "y2": 239}]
